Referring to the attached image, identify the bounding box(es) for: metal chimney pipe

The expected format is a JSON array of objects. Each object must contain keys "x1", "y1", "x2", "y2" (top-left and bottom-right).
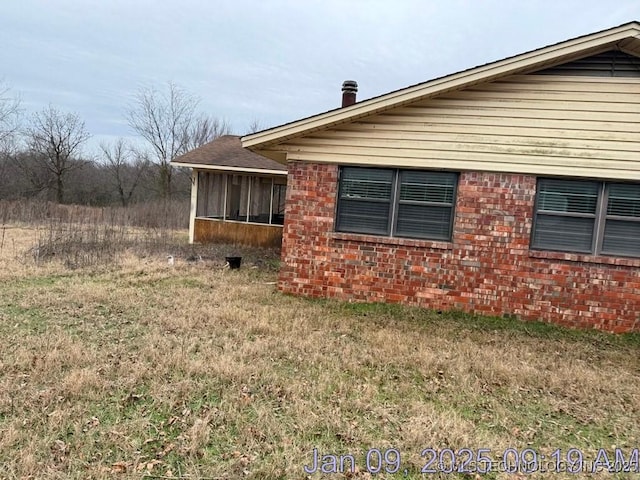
[{"x1": 341, "y1": 80, "x2": 358, "y2": 107}]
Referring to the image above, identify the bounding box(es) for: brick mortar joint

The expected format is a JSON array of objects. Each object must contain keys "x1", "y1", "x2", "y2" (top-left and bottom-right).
[
  {"x1": 329, "y1": 232, "x2": 452, "y2": 250},
  {"x1": 529, "y1": 249, "x2": 640, "y2": 268}
]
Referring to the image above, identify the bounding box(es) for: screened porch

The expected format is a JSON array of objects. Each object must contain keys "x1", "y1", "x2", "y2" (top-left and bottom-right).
[
  {"x1": 196, "y1": 171, "x2": 286, "y2": 225},
  {"x1": 190, "y1": 170, "x2": 287, "y2": 247}
]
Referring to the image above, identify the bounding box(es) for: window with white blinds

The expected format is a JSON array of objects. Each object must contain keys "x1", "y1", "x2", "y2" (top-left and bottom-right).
[
  {"x1": 532, "y1": 178, "x2": 640, "y2": 257},
  {"x1": 336, "y1": 167, "x2": 457, "y2": 241}
]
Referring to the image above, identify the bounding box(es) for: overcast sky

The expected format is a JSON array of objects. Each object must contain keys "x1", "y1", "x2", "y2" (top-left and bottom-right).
[{"x1": 2, "y1": 0, "x2": 640, "y2": 155}]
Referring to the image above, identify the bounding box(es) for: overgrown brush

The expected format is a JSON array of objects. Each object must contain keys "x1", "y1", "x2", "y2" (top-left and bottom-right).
[
  {"x1": 0, "y1": 198, "x2": 189, "y2": 230},
  {"x1": 27, "y1": 220, "x2": 279, "y2": 270},
  {"x1": 0, "y1": 198, "x2": 194, "y2": 268}
]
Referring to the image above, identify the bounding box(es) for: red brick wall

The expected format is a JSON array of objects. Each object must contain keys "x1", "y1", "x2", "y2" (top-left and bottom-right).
[{"x1": 279, "y1": 162, "x2": 640, "y2": 332}]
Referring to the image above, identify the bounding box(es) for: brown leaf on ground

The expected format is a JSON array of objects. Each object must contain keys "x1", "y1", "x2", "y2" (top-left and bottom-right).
[{"x1": 110, "y1": 461, "x2": 129, "y2": 473}]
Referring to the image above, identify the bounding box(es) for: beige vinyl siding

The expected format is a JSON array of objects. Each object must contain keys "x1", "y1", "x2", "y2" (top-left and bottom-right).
[
  {"x1": 273, "y1": 74, "x2": 640, "y2": 180},
  {"x1": 243, "y1": 23, "x2": 640, "y2": 149}
]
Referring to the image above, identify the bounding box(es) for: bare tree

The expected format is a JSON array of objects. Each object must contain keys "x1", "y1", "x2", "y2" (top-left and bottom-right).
[
  {"x1": 100, "y1": 139, "x2": 149, "y2": 207},
  {"x1": 185, "y1": 115, "x2": 232, "y2": 151},
  {"x1": 246, "y1": 118, "x2": 265, "y2": 134},
  {"x1": 13, "y1": 151, "x2": 53, "y2": 198},
  {"x1": 24, "y1": 105, "x2": 90, "y2": 203},
  {"x1": 126, "y1": 81, "x2": 230, "y2": 198},
  {"x1": 0, "y1": 81, "x2": 21, "y2": 153}
]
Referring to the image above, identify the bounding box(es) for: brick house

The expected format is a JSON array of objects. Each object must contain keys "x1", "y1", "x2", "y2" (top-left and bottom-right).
[
  {"x1": 172, "y1": 135, "x2": 287, "y2": 247},
  {"x1": 241, "y1": 22, "x2": 640, "y2": 332}
]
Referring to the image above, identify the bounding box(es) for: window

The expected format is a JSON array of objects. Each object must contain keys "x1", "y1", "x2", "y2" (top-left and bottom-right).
[
  {"x1": 532, "y1": 178, "x2": 640, "y2": 257},
  {"x1": 336, "y1": 167, "x2": 457, "y2": 241},
  {"x1": 196, "y1": 172, "x2": 286, "y2": 225}
]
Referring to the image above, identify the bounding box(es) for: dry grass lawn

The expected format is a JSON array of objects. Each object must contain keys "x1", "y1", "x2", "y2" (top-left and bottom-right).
[{"x1": 0, "y1": 222, "x2": 639, "y2": 479}]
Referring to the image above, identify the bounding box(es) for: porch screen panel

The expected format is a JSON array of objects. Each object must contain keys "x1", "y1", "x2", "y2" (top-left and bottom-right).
[
  {"x1": 237, "y1": 176, "x2": 252, "y2": 220},
  {"x1": 271, "y1": 181, "x2": 286, "y2": 225},
  {"x1": 336, "y1": 167, "x2": 393, "y2": 235},
  {"x1": 396, "y1": 171, "x2": 457, "y2": 240},
  {"x1": 226, "y1": 175, "x2": 242, "y2": 220},
  {"x1": 196, "y1": 172, "x2": 226, "y2": 218},
  {"x1": 602, "y1": 183, "x2": 640, "y2": 256},
  {"x1": 248, "y1": 177, "x2": 272, "y2": 223}
]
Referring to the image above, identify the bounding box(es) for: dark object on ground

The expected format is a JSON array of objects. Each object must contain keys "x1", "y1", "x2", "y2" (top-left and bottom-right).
[{"x1": 226, "y1": 256, "x2": 242, "y2": 269}]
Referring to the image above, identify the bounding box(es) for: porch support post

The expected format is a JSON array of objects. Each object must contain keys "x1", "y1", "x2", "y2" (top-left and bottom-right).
[
  {"x1": 246, "y1": 176, "x2": 251, "y2": 223},
  {"x1": 189, "y1": 170, "x2": 198, "y2": 244}
]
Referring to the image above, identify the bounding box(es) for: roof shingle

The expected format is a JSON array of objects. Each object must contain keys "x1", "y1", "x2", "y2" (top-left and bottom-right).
[{"x1": 172, "y1": 135, "x2": 286, "y2": 171}]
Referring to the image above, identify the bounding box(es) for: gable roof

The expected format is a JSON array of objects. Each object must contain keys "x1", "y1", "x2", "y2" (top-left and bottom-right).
[
  {"x1": 242, "y1": 21, "x2": 640, "y2": 159},
  {"x1": 171, "y1": 135, "x2": 287, "y2": 175}
]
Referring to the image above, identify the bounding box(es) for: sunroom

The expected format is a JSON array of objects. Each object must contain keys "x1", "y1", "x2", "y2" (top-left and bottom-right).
[{"x1": 171, "y1": 135, "x2": 287, "y2": 247}]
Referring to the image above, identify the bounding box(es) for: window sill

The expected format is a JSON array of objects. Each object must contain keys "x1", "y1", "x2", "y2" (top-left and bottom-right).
[
  {"x1": 329, "y1": 232, "x2": 452, "y2": 250},
  {"x1": 529, "y1": 249, "x2": 640, "y2": 267}
]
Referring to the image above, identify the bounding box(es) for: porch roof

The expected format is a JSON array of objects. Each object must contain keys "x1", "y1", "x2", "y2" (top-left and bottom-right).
[{"x1": 172, "y1": 135, "x2": 287, "y2": 175}]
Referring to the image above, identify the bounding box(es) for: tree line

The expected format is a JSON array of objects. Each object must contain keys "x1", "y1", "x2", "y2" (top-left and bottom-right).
[{"x1": 0, "y1": 81, "x2": 254, "y2": 206}]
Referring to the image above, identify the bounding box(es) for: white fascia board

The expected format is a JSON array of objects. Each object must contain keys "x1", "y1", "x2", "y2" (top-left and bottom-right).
[{"x1": 171, "y1": 162, "x2": 287, "y2": 176}]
